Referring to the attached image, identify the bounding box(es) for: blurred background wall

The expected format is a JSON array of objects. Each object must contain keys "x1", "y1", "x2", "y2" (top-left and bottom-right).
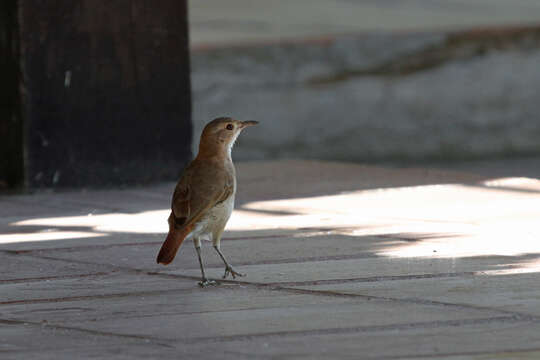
[
  {"x1": 2, "y1": 1, "x2": 540, "y2": 190},
  {"x1": 189, "y1": 0, "x2": 540, "y2": 164},
  {"x1": 0, "y1": 0, "x2": 23, "y2": 189}
]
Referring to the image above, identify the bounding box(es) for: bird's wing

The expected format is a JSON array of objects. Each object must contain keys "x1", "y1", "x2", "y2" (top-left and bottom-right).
[{"x1": 170, "y1": 162, "x2": 233, "y2": 229}]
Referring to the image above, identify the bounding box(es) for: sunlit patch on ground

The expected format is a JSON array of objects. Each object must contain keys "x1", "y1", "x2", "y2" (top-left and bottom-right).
[
  {"x1": 0, "y1": 231, "x2": 106, "y2": 244},
  {"x1": 482, "y1": 176, "x2": 540, "y2": 191},
  {"x1": 232, "y1": 177, "x2": 540, "y2": 267},
  {"x1": 482, "y1": 257, "x2": 540, "y2": 275},
  {"x1": 5, "y1": 177, "x2": 539, "y2": 275},
  {"x1": 11, "y1": 210, "x2": 170, "y2": 238}
]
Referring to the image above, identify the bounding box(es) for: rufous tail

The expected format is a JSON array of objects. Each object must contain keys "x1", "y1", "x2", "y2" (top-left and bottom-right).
[{"x1": 156, "y1": 226, "x2": 191, "y2": 265}]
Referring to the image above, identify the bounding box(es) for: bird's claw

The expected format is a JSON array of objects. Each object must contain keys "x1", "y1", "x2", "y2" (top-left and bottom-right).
[
  {"x1": 223, "y1": 266, "x2": 245, "y2": 279},
  {"x1": 198, "y1": 279, "x2": 217, "y2": 287}
]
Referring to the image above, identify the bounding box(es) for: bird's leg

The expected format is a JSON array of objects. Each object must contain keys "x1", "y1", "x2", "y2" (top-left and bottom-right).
[
  {"x1": 213, "y1": 245, "x2": 245, "y2": 279},
  {"x1": 194, "y1": 240, "x2": 215, "y2": 287}
]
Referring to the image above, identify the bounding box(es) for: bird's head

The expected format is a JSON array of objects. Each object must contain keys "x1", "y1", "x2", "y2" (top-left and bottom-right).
[{"x1": 198, "y1": 117, "x2": 258, "y2": 158}]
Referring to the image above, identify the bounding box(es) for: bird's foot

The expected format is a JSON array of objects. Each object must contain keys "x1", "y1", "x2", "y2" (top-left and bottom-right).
[
  {"x1": 198, "y1": 278, "x2": 217, "y2": 287},
  {"x1": 223, "y1": 266, "x2": 245, "y2": 279}
]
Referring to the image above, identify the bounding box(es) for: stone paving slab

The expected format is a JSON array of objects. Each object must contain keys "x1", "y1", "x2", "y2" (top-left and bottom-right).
[
  {"x1": 18, "y1": 233, "x2": 387, "y2": 272},
  {"x1": 0, "y1": 271, "x2": 193, "y2": 304},
  {"x1": 173, "y1": 321, "x2": 540, "y2": 360},
  {"x1": 172, "y1": 256, "x2": 529, "y2": 285},
  {"x1": 52, "y1": 294, "x2": 500, "y2": 342},
  {"x1": 1, "y1": 286, "x2": 347, "y2": 324},
  {"x1": 4, "y1": 317, "x2": 540, "y2": 360},
  {"x1": 295, "y1": 271, "x2": 540, "y2": 317},
  {"x1": 0, "y1": 321, "x2": 152, "y2": 360},
  {"x1": 1, "y1": 271, "x2": 506, "y2": 348},
  {"x1": 0, "y1": 252, "x2": 107, "y2": 282}
]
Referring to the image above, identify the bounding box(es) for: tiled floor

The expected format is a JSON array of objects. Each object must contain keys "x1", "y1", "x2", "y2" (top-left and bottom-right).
[{"x1": 1, "y1": 160, "x2": 539, "y2": 359}]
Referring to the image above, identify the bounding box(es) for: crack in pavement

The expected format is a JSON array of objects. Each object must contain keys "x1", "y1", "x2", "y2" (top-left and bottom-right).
[
  {"x1": 0, "y1": 318, "x2": 173, "y2": 347},
  {"x1": 0, "y1": 286, "x2": 200, "y2": 306},
  {"x1": 262, "y1": 271, "x2": 477, "y2": 287},
  {"x1": 187, "y1": 315, "x2": 536, "y2": 344},
  {"x1": 0, "y1": 271, "x2": 112, "y2": 284},
  {"x1": 0, "y1": 233, "x2": 293, "y2": 254},
  {"x1": 180, "y1": 252, "x2": 379, "y2": 271}
]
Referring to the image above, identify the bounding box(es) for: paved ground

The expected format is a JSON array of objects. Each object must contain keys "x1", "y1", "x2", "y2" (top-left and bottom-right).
[{"x1": 1, "y1": 159, "x2": 540, "y2": 359}]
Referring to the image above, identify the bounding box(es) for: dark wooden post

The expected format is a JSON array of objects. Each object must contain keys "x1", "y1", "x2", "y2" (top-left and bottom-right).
[
  {"x1": 1, "y1": 0, "x2": 192, "y2": 188},
  {"x1": 0, "y1": 0, "x2": 24, "y2": 189}
]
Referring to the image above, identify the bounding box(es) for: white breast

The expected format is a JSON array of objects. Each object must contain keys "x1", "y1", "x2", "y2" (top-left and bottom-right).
[
  {"x1": 189, "y1": 194, "x2": 235, "y2": 242},
  {"x1": 207, "y1": 195, "x2": 235, "y2": 226}
]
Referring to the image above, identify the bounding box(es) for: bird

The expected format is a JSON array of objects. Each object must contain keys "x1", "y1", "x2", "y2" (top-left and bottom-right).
[{"x1": 156, "y1": 117, "x2": 258, "y2": 287}]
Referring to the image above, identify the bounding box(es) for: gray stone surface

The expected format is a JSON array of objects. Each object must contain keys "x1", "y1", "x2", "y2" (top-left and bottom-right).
[
  {"x1": 1, "y1": 160, "x2": 540, "y2": 358},
  {"x1": 189, "y1": 1, "x2": 540, "y2": 162},
  {"x1": 192, "y1": 32, "x2": 540, "y2": 163},
  {"x1": 0, "y1": 252, "x2": 107, "y2": 282},
  {"x1": 296, "y1": 272, "x2": 540, "y2": 316},
  {"x1": 189, "y1": 0, "x2": 540, "y2": 46}
]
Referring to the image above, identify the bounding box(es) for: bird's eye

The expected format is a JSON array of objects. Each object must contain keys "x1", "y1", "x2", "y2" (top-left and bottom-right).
[{"x1": 226, "y1": 124, "x2": 234, "y2": 130}]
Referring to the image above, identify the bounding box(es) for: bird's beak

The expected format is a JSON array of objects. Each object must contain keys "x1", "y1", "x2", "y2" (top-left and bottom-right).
[{"x1": 240, "y1": 120, "x2": 259, "y2": 128}]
